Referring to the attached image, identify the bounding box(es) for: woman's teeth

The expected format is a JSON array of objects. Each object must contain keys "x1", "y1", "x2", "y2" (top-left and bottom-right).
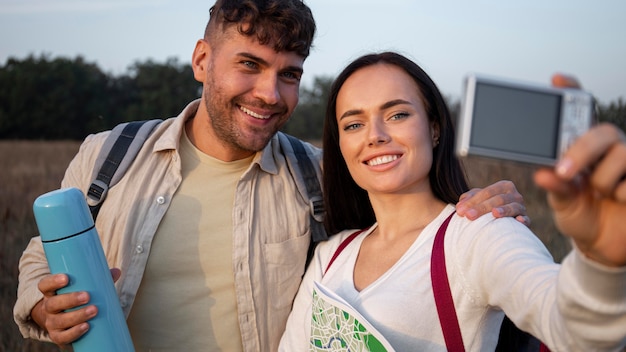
[{"x1": 368, "y1": 155, "x2": 398, "y2": 166}]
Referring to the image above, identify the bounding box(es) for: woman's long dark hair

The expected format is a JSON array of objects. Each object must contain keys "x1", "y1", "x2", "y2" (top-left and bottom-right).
[{"x1": 323, "y1": 52, "x2": 469, "y2": 234}]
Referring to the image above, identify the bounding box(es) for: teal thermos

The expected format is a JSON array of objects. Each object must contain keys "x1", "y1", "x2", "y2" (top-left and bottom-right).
[{"x1": 33, "y1": 187, "x2": 134, "y2": 352}]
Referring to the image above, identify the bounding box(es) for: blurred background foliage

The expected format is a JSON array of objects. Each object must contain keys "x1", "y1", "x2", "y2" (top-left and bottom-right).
[
  {"x1": 2, "y1": 54, "x2": 625, "y2": 351},
  {"x1": 2, "y1": 54, "x2": 624, "y2": 141}
]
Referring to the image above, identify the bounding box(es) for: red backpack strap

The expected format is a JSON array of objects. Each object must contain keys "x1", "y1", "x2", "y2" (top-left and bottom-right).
[
  {"x1": 431, "y1": 211, "x2": 466, "y2": 352},
  {"x1": 431, "y1": 212, "x2": 550, "y2": 352},
  {"x1": 324, "y1": 228, "x2": 367, "y2": 275}
]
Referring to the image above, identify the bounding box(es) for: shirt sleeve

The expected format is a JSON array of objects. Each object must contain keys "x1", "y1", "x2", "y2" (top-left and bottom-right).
[
  {"x1": 13, "y1": 133, "x2": 103, "y2": 341},
  {"x1": 279, "y1": 232, "x2": 347, "y2": 351},
  {"x1": 279, "y1": 244, "x2": 324, "y2": 350},
  {"x1": 13, "y1": 236, "x2": 52, "y2": 341}
]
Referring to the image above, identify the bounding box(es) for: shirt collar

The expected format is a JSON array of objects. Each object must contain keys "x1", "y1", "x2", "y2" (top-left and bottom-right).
[
  {"x1": 153, "y1": 99, "x2": 199, "y2": 153},
  {"x1": 154, "y1": 98, "x2": 281, "y2": 176}
]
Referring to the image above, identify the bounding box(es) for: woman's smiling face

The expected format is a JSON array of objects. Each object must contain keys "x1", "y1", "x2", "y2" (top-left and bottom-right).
[{"x1": 335, "y1": 63, "x2": 439, "y2": 196}]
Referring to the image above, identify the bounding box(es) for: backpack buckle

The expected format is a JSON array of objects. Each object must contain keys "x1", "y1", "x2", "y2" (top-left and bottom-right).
[
  {"x1": 86, "y1": 179, "x2": 109, "y2": 207},
  {"x1": 309, "y1": 195, "x2": 324, "y2": 223}
]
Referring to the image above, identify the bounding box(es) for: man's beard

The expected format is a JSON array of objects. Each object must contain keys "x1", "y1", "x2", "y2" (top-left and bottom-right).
[{"x1": 202, "y1": 80, "x2": 287, "y2": 154}]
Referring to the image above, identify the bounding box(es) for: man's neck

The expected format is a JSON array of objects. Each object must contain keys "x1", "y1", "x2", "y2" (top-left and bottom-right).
[{"x1": 185, "y1": 112, "x2": 256, "y2": 162}]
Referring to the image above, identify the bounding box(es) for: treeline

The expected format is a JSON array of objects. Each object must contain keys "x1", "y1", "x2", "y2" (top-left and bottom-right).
[
  {"x1": 0, "y1": 55, "x2": 200, "y2": 140},
  {"x1": 1, "y1": 54, "x2": 625, "y2": 141}
]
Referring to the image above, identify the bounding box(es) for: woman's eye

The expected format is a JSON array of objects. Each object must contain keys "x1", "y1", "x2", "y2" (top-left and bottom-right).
[
  {"x1": 389, "y1": 112, "x2": 410, "y2": 121},
  {"x1": 343, "y1": 123, "x2": 362, "y2": 131}
]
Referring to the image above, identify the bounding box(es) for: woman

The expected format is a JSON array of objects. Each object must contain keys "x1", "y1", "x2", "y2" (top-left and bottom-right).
[{"x1": 280, "y1": 52, "x2": 626, "y2": 351}]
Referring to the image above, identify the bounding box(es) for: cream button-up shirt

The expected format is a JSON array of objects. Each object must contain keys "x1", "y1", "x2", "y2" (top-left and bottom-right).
[{"x1": 14, "y1": 99, "x2": 323, "y2": 352}]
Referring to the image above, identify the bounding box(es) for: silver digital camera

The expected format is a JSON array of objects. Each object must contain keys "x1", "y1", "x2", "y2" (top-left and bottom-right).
[{"x1": 456, "y1": 74, "x2": 595, "y2": 165}]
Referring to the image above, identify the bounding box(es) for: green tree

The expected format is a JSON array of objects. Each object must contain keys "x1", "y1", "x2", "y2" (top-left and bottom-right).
[
  {"x1": 118, "y1": 57, "x2": 200, "y2": 122},
  {"x1": 0, "y1": 54, "x2": 112, "y2": 139},
  {"x1": 597, "y1": 98, "x2": 626, "y2": 133},
  {"x1": 283, "y1": 76, "x2": 334, "y2": 141},
  {"x1": 0, "y1": 56, "x2": 201, "y2": 139}
]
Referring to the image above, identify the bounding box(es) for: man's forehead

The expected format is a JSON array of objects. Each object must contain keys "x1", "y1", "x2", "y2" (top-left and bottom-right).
[
  {"x1": 216, "y1": 28, "x2": 304, "y2": 65},
  {"x1": 217, "y1": 21, "x2": 306, "y2": 60}
]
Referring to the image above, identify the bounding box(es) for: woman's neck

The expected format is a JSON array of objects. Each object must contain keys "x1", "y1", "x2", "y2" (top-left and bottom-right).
[{"x1": 368, "y1": 190, "x2": 447, "y2": 241}]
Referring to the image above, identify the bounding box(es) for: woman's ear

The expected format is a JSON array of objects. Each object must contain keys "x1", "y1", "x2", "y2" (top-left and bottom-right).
[
  {"x1": 191, "y1": 39, "x2": 211, "y2": 83},
  {"x1": 431, "y1": 122, "x2": 440, "y2": 147}
]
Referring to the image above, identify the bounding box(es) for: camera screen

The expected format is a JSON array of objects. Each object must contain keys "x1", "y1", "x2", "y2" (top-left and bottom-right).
[{"x1": 470, "y1": 82, "x2": 562, "y2": 159}]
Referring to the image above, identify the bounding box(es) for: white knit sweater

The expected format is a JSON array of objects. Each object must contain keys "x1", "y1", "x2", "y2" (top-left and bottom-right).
[{"x1": 280, "y1": 205, "x2": 626, "y2": 351}]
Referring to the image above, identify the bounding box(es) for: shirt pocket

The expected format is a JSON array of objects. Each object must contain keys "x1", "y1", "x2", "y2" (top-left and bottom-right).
[{"x1": 262, "y1": 232, "x2": 310, "y2": 311}]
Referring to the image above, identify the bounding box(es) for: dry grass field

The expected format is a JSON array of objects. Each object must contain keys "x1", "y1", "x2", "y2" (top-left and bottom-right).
[
  {"x1": 0, "y1": 140, "x2": 570, "y2": 351},
  {"x1": 1, "y1": 140, "x2": 81, "y2": 352}
]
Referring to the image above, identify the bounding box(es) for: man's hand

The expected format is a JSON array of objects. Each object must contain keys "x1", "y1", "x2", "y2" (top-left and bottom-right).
[
  {"x1": 456, "y1": 180, "x2": 530, "y2": 226},
  {"x1": 31, "y1": 268, "x2": 122, "y2": 348}
]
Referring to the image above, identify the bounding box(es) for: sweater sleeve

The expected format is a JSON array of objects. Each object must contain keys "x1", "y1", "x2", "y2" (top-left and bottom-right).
[
  {"x1": 557, "y1": 249, "x2": 626, "y2": 350},
  {"x1": 452, "y1": 215, "x2": 626, "y2": 351}
]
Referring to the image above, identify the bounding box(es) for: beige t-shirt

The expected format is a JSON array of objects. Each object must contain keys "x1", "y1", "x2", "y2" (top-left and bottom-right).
[{"x1": 127, "y1": 128, "x2": 253, "y2": 351}]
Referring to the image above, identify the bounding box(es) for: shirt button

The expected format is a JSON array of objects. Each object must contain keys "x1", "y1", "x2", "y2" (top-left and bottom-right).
[
  {"x1": 136, "y1": 245, "x2": 143, "y2": 253},
  {"x1": 156, "y1": 196, "x2": 165, "y2": 205}
]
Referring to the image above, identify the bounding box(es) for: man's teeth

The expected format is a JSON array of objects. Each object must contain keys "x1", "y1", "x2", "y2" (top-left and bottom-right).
[
  {"x1": 368, "y1": 155, "x2": 398, "y2": 166},
  {"x1": 241, "y1": 106, "x2": 271, "y2": 120}
]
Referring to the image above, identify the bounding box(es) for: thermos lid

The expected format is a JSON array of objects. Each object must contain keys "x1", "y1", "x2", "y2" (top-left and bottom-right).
[{"x1": 33, "y1": 187, "x2": 95, "y2": 242}]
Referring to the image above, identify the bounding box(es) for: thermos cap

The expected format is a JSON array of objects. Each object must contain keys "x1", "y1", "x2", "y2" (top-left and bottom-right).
[{"x1": 33, "y1": 187, "x2": 95, "y2": 242}]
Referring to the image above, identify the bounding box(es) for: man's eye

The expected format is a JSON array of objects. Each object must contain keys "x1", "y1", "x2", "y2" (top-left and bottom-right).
[
  {"x1": 282, "y1": 71, "x2": 301, "y2": 81},
  {"x1": 242, "y1": 61, "x2": 258, "y2": 69}
]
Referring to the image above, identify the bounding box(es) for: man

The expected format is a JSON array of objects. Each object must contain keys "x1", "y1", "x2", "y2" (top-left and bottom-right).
[{"x1": 14, "y1": 1, "x2": 527, "y2": 351}]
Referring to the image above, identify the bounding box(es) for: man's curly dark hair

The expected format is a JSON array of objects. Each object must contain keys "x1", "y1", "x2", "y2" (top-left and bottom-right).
[{"x1": 206, "y1": 0, "x2": 315, "y2": 57}]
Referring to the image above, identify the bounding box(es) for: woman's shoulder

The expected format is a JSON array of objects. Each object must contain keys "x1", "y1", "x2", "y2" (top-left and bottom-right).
[
  {"x1": 315, "y1": 227, "x2": 373, "y2": 268},
  {"x1": 448, "y1": 207, "x2": 550, "y2": 258},
  {"x1": 450, "y1": 208, "x2": 529, "y2": 233},
  {"x1": 320, "y1": 227, "x2": 372, "y2": 251}
]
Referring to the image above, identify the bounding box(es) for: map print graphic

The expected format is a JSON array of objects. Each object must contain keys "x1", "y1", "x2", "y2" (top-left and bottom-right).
[{"x1": 309, "y1": 287, "x2": 391, "y2": 352}]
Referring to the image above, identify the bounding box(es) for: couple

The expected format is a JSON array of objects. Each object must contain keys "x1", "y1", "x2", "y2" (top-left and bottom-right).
[{"x1": 14, "y1": 0, "x2": 626, "y2": 351}]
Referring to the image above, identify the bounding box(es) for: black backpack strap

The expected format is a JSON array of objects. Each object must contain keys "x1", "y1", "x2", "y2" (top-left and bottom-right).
[
  {"x1": 284, "y1": 135, "x2": 325, "y2": 239},
  {"x1": 279, "y1": 134, "x2": 328, "y2": 268},
  {"x1": 87, "y1": 119, "x2": 162, "y2": 220}
]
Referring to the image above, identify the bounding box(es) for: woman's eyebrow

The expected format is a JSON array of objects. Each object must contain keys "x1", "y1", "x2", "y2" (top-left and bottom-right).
[
  {"x1": 380, "y1": 99, "x2": 412, "y2": 110},
  {"x1": 339, "y1": 99, "x2": 412, "y2": 120}
]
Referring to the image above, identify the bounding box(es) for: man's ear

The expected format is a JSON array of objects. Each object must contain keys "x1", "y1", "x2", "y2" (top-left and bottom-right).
[{"x1": 191, "y1": 39, "x2": 210, "y2": 83}]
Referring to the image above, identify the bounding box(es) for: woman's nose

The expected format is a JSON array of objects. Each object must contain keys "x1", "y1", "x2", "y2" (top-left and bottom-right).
[{"x1": 368, "y1": 123, "x2": 391, "y2": 146}]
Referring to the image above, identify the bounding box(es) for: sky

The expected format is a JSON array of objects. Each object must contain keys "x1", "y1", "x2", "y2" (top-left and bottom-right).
[{"x1": 1, "y1": 0, "x2": 625, "y2": 104}]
